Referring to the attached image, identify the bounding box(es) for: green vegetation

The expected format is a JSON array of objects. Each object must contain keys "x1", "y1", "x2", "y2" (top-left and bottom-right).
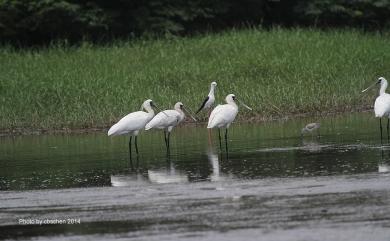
[{"x1": 1, "y1": 28, "x2": 389, "y2": 130}]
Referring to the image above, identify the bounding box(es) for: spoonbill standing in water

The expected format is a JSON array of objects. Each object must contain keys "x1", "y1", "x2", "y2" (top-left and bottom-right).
[
  {"x1": 145, "y1": 102, "x2": 196, "y2": 149},
  {"x1": 362, "y1": 77, "x2": 390, "y2": 142},
  {"x1": 108, "y1": 99, "x2": 162, "y2": 159},
  {"x1": 196, "y1": 81, "x2": 217, "y2": 115},
  {"x1": 207, "y1": 94, "x2": 252, "y2": 146}
]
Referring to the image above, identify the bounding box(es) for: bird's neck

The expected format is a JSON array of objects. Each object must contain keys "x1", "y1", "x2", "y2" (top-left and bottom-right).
[
  {"x1": 380, "y1": 81, "x2": 388, "y2": 95},
  {"x1": 228, "y1": 101, "x2": 238, "y2": 109},
  {"x1": 179, "y1": 111, "x2": 185, "y2": 120},
  {"x1": 174, "y1": 109, "x2": 185, "y2": 122},
  {"x1": 145, "y1": 107, "x2": 155, "y2": 115},
  {"x1": 208, "y1": 86, "x2": 215, "y2": 96},
  {"x1": 176, "y1": 108, "x2": 184, "y2": 115}
]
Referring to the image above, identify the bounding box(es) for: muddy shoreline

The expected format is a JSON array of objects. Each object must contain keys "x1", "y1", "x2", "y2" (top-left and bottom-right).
[{"x1": 0, "y1": 108, "x2": 372, "y2": 137}]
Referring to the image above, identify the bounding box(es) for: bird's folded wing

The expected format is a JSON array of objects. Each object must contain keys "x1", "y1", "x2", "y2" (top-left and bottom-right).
[{"x1": 196, "y1": 96, "x2": 210, "y2": 114}]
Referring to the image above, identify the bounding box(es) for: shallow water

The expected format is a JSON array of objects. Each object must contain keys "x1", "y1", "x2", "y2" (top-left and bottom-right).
[{"x1": 1, "y1": 112, "x2": 390, "y2": 240}]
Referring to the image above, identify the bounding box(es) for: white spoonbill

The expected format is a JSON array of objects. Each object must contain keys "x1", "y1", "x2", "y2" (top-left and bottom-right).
[
  {"x1": 196, "y1": 81, "x2": 217, "y2": 115},
  {"x1": 362, "y1": 77, "x2": 390, "y2": 142},
  {"x1": 108, "y1": 99, "x2": 162, "y2": 158},
  {"x1": 145, "y1": 102, "x2": 196, "y2": 148},
  {"x1": 207, "y1": 94, "x2": 252, "y2": 144}
]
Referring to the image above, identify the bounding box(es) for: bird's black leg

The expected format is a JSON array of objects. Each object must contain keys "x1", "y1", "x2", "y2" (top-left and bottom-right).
[
  {"x1": 129, "y1": 136, "x2": 132, "y2": 161},
  {"x1": 387, "y1": 118, "x2": 389, "y2": 142},
  {"x1": 135, "y1": 136, "x2": 139, "y2": 155},
  {"x1": 380, "y1": 118, "x2": 383, "y2": 145},
  {"x1": 135, "y1": 154, "x2": 140, "y2": 170},
  {"x1": 225, "y1": 129, "x2": 229, "y2": 154},
  {"x1": 218, "y1": 129, "x2": 222, "y2": 149},
  {"x1": 167, "y1": 132, "x2": 171, "y2": 150},
  {"x1": 129, "y1": 151, "x2": 134, "y2": 170},
  {"x1": 164, "y1": 130, "x2": 168, "y2": 148}
]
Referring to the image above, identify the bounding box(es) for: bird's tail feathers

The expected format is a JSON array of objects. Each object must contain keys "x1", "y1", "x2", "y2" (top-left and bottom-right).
[{"x1": 145, "y1": 124, "x2": 152, "y2": 130}]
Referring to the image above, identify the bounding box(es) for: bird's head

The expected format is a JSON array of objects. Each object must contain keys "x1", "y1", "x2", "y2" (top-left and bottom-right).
[
  {"x1": 211, "y1": 81, "x2": 217, "y2": 87},
  {"x1": 174, "y1": 102, "x2": 184, "y2": 110},
  {"x1": 226, "y1": 94, "x2": 252, "y2": 110},
  {"x1": 378, "y1": 77, "x2": 387, "y2": 85},
  {"x1": 226, "y1": 94, "x2": 236, "y2": 103},
  {"x1": 175, "y1": 102, "x2": 197, "y2": 121},
  {"x1": 142, "y1": 99, "x2": 154, "y2": 109},
  {"x1": 362, "y1": 77, "x2": 388, "y2": 93}
]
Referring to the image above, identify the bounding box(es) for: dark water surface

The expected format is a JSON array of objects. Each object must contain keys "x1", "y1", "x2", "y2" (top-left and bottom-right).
[{"x1": 1, "y1": 113, "x2": 390, "y2": 240}]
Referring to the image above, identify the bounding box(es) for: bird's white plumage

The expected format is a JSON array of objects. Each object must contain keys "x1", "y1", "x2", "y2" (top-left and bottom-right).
[
  {"x1": 145, "y1": 102, "x2": 185, "y2": 132},
  {"x1": 205, "y1": 82, "x2": 217, "y2": 109},
  {"x1": 362, "y1": 77, "x2": 390, "y2": 118},
  {"x1": 372, "y1": 77, "x2": 390, "y2": 118},
  {"x1": 362, "y1": 77, "x2": 390, "y2": 142},
  {"x1": 204, "y1": 95, "x2": 215, "y2": 109},
  {"x1": 374, "y1": 94, "x2": 390, "y2": 118},
  {"x1": 207, "y1": 94, "x2": 238, "y2": 129},
  {"x1": 108, "y1": 111, "x2": 152, "y2": 136},
  {"x1": 196, "y1": 82, "x2": 217, "y2": 114},
  {"x1": 108, "y1": 99, "x2": 155, "y2": 136}
]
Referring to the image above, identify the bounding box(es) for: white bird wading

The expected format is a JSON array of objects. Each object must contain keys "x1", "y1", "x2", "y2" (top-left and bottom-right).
[
  {"x1": 207, "y1": 94, "x2": 252, "y2": 147},
  {"x1": 108, "y1": 99, "x2": 161, "y2": 159},
  {"x1": 196, "y1": 82, "x2": 217, "y2": 115},
  {"x1": 362, "y1": 77, "x2": 390, "y2": 143},
  {"x1": 146, "y1": 102, "x2": 196, "y2": 149}
]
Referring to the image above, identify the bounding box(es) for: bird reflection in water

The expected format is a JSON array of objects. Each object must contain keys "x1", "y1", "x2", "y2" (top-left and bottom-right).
[
  {"x1": 207, "y1": 146, "x2": 232, "y2": 182},
  {"x1": 378, "y1": 148, "x2": 390, "y2": 173},
  {"x1": 111, "y1": 153, "x2": 189, "y2": 186},
  {"x1": 110, "y1": 155, "x2": 149, "y2": 187},
  {"x1": 147, "y1": 153, "x2": 188, "y2": 184},
  {"x1": 300, "y1": 138, "x2": 323, "y2": 153}
]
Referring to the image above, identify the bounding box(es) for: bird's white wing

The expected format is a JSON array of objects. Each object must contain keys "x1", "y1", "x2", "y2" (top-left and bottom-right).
[
  {"x1": 108, "y1": 111, "x2": 151, "y2": 136},
  {"x1": 207, "y1": 105, "x2": 238, "y2": 128},
  {"x1": 213, "y1": 105, "x2": 238, "y2": 127},
  {"x1": 204, "y1": 95, "x2": 215, "y2": 109},
  {"x1": 196, "y1": 96, "x2": 210, "y2": 114},
  {"x1": 145, "y1": 110, "x2": 179, "y2": 130},
  {"x1": 208, "y1": 104, "x2": 238, "y2": 128},
  {"x1": 375, "y1": 94, "x2": 390, "y2": 118},
  {"x1": 207, "y1": 104, "x2": 223, "y2": 127}
]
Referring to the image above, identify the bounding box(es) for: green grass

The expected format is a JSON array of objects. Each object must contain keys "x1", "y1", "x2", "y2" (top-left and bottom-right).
[{"x1": 1, "y1": 28, "x2": 390, "y2": 130}]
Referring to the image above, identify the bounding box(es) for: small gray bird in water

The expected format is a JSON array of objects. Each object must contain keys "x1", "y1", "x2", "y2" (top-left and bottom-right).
[{"x1": 301, "y1": 122, "x2": 320, "y2": 137}]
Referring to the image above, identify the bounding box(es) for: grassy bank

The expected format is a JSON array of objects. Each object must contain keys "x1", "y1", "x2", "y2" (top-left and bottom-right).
[{"x1": 1, "y1": 28, "x2": 389, "y2": 130}]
